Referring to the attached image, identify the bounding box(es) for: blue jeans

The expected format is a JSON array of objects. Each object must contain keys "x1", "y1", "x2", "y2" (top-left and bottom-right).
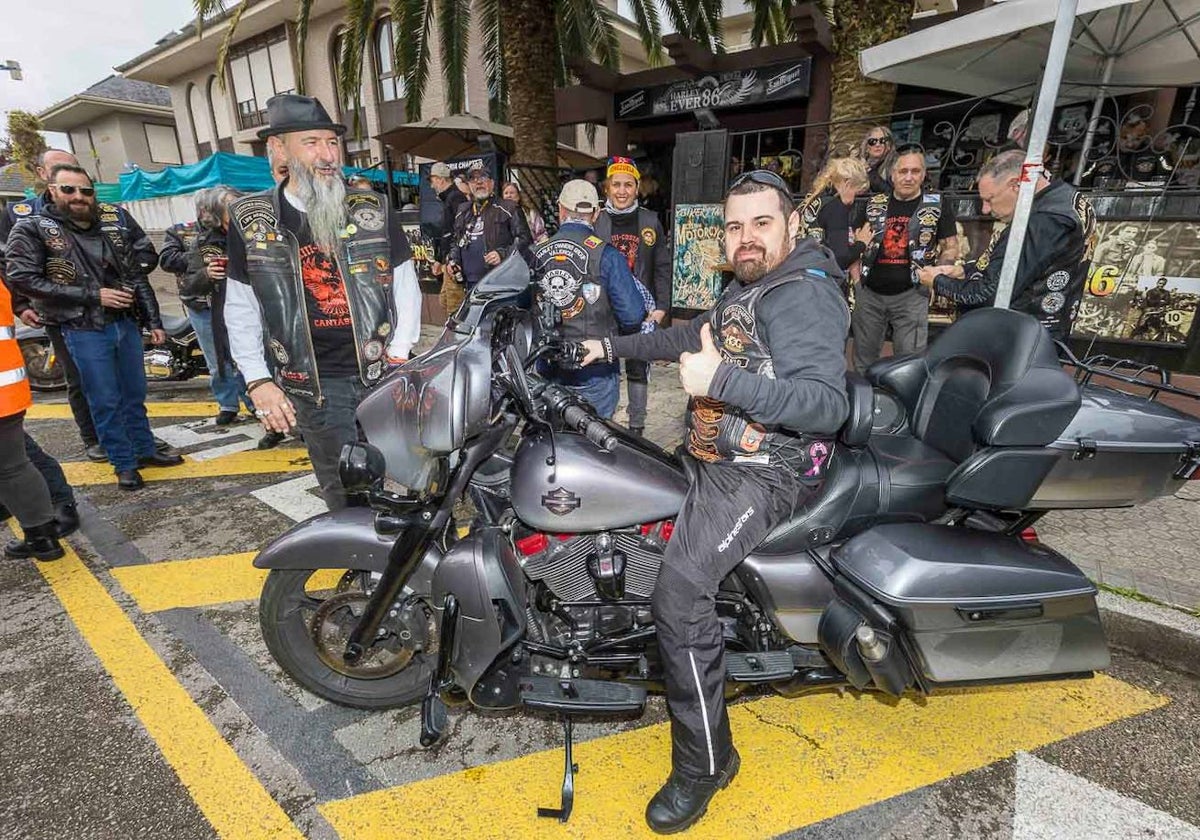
[
  {"x1": 186, "y1": 305, "x2": 251, "y2": 412},
  {"x1": 563, "y1": 372, "x2": 620, "y2": 419},
  {"x1": 63, "y1": 319, "x2": 157, "y2": 473}
]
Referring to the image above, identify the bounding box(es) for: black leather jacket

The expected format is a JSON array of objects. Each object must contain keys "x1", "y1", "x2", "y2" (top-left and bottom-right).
[
  {"x1": 4, "y1": 202, "x2": 162, "y2": 330},
  {"x1": 159, "y1": 222, "x2": 213, "y2": 310},
  {"x1": 449, "y1": 197, "x2": 532, "y2": 270}
]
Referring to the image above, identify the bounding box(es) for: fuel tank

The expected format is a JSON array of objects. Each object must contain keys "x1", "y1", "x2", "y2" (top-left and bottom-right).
[{"x1": 509, "y1": 429, "x2": 688, "y2": 532}]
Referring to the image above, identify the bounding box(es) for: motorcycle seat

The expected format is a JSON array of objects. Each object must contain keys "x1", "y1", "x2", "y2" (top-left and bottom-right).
[
  {"x1": 161, "y1": 312, "x2": 193, "y2": 337},
  {"x1": 755, "y1": 433, "x2": 955, "y2": 555}
]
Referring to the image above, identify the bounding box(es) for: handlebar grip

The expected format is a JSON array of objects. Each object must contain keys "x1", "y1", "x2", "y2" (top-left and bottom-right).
[{"x1": 561, "y1": 403, "x2": 617, "y2": 452}]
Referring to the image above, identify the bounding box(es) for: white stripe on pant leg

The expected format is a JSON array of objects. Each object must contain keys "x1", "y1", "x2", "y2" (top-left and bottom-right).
[
  {"x1": 688, "y1": 650, "x2": 716, "y2": 776},
  {"x1": 0, "y1": 366, "x2": 27, "y2": 386}
]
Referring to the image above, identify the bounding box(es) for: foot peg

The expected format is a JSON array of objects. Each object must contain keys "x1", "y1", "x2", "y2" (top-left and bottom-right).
[
  {"x1": 536, "y1": 717, "x2": 577, "y2": 823},
  {"x1": 419, "y1": 690, "x2": 448, "y2": 748}
]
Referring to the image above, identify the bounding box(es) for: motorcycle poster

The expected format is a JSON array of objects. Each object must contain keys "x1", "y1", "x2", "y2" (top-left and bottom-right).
[
  {"x1": 1071, "y1": 220, "x2": 1200, "y2": 345},
  {"x1": 672, "y1": 203, "x2": 726, "y2": 310}
]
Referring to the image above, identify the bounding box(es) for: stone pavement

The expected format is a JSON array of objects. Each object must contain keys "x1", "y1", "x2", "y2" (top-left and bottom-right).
[{"x1": 611, "y1": 356, "x2": 1200, "y2": 614}]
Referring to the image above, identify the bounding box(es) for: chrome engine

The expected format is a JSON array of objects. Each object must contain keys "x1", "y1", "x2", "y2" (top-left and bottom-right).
[{"x1": 515, "y1": 523, "x2": 672, "y2": 603}]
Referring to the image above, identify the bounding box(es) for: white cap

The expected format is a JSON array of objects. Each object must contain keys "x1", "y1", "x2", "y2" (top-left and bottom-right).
[
  {"x1": 558, "y1": 179, "x2": 599, "y2": 213},
  {"x1": 430, "y1": 162, "x2": 452, "y2": 178}
]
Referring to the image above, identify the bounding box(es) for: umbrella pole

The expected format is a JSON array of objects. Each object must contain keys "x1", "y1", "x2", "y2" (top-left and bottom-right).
[
  {"x1": 1073, "y1": 54, "x2": 1117, "y2": 184},
  {"x1": 994, "y1": 0, "x2": 1079, "y2": 310}
]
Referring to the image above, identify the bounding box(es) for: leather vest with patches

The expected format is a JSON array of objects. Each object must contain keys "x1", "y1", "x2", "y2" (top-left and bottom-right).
[
  {"x1": 533, "y1": 225, "x2": 614, "y2": 345},
  {"x1": 229, "y1": 184, "x2": 394, "y2": 401},
  {"x1": 688, "y1": 274, "x2": 834, "y2": 480},
  {"x1": 861, "y1": 192, "x2": 943, "y2": 282}
]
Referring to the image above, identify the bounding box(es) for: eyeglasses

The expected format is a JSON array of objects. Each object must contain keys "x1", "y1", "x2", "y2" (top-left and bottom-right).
[
  {"x1": 729, "y1": 169, "x2": 791, "y2": 193},
  {"x1": 468, "y1": 172, "x2": 490, "y2": 182},
  {"x1": 865, "y1": 137, "x2": 891, "y2": 147},
  {"x1": 54, "y1": 184, "x2": 95, "y2": 196}
]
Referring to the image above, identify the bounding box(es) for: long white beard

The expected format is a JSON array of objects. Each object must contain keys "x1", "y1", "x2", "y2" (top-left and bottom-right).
[{"x1": 288, "y1": 156, "x2": 347, "y2": 254}]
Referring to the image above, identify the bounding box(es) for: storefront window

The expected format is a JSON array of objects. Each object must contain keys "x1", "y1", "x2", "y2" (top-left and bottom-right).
[{"x1": 375, "y1": 17, "x2": 406, "y2": 103}]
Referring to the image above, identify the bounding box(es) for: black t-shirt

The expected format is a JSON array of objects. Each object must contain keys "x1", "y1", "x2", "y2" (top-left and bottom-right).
[
  {"x1": 227, "y1": 194, "x2": 412, "y2": 377},
  {"x1": 855, "y1": 194, "x2": 957, "y2": 295},
  {"x1": 605, "y1": 210, "x2": 642, "y2": 272},
  {"x1": 814, "y1": 195, "x2": 866, "y2": 270}
]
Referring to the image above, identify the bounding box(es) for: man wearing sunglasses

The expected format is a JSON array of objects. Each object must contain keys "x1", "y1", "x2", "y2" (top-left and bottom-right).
[
  {"x1": 0, "y1": 148, "x2": 105, "y2": 461},
  {"x1": 851, "y1": 143, "x2": 959, "y2": 372},
  {"x1": 446, "y1": 164, "x2": 532, "y2": 291},
  {"x1": 6, "y1": 164, "x2": 183, "y2": 490},
  {"x1": 579, "y1": 169, "x2": 849, "y2": 833}
]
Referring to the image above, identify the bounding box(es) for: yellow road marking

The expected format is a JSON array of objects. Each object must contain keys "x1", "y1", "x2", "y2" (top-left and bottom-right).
[
  {"x1": 112, "y1": 553, "x2": 345, "y2": 613},
  {"x1": 61, "y1": 448, "x2": 311, "y2": 486},
  {"x1": 28, "y1": 400, "x2": 223, "y2": 420},
  {"x1": 29, "y1": 538, "x2": 305, "y2": 840},
  {"x1": 320, "y1": 674, "x2": 1165, "y2": 840}
]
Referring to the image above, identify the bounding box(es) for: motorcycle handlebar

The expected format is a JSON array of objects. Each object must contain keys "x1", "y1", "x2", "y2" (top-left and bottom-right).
[{"x1": 539, "y1": 383, "x2": 618, "y2": 452}]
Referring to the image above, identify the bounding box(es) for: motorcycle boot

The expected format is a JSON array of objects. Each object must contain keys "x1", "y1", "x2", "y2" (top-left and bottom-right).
[
  {"x1": 85, "y1": 443, "x2": 107, "y2": 462},
  {"x1": 55, "y1": 502, "x2": 80, "y2": 538},
  {"x1": 646, "y1": 748, "x2": 740, "y2": 834},
  {"x1": 5, "y1": 521, "x2": 66, "y2": 561},
  {"x1": 138, "y1": 451, "x2": 185, "y2": 468},
  {"x1": 116, "y1": 469, "x2": 145, "y2": 491}
]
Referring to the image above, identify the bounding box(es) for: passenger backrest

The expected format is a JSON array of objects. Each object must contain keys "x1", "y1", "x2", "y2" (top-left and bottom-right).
[
  {"x1": 839, "y1": 372, "x2": 874, "y2": 447},
  {"x1": 866, "y1": 309, "x2": 1081, "y2": 463}
]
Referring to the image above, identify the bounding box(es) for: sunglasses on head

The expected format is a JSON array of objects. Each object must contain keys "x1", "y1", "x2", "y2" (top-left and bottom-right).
[
  {"x1": 866, "y1": 137, "x2": 891, "y2": 147},
  {"x1": 729, "y1": 169, "x2": 791, "y2": 193},
  {"x1": 894, "y1": 143, "x2": 926, "y2": 156},
  {"x1": 54, "y1": 184, "x2": 95, "y2": 196}
]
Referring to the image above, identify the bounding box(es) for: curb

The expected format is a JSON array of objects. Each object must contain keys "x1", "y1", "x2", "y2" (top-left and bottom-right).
[{"x1": 1099, "y1": 591, "x2": 1200, "y2": 678}]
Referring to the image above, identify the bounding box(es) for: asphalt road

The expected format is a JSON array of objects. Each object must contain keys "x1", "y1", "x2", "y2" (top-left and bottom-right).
[{"x1": 3, "y1": 375, "x2": 1200, "y2": 840}]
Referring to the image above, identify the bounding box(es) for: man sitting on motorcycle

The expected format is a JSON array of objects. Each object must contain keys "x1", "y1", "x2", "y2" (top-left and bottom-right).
[
  {"x1": 533, "y1": 179, "x2": 646, "y2": 419},
  {"x1": 580, "y1": 170, "x2": 850, "y2": 833}
]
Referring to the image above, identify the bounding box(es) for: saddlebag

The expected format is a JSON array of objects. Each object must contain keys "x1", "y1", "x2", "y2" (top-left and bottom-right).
[{"x1": 823, "y1": 523, "x2": 1110, "y2": 687}]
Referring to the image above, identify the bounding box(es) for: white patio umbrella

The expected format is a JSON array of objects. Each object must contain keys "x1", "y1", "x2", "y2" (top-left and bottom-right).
[{"x1": 860, "y1": 0, "x2": 1200, "y2": 308}]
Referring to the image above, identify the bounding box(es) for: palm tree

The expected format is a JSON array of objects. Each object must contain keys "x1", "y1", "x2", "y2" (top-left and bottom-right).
[{"x1": 194, "y1": 0, "x2": 688, "y2": 167}]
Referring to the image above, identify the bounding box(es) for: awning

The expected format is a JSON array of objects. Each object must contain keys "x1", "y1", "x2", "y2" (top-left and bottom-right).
[
  {"x1": 860, "y1": 0, "x2": 1200, "y2": 105},
  {"x1": 377, "y1": 112, "x2": 603, "y2": 169}
]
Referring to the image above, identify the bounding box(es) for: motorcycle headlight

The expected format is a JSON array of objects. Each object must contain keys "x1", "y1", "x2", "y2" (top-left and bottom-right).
[{"x1": 338, "y1": 442, "x2": 387, "y2": 492}]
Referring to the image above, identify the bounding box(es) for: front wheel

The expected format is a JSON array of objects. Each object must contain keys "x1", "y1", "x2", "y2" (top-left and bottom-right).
[{"x1": 259, "y1": 568, "x2": 437, "y2": 709}]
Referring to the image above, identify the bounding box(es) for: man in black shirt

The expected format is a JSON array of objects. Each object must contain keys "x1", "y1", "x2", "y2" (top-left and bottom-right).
[
  {"x1": 428, "y1": 162, "x2": 468, "y2": 316},
  {"x1": 224, "y1": 95, "x2": 422, "y2": 509},
  {"x1": 851, "y1": 145, "x2": 958, "y2": 372}
]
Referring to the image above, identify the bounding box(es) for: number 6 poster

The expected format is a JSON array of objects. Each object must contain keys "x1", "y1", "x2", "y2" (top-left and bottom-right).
[{"x1": 1071, "y1": 220, "x2": 1200, "y2": 345}]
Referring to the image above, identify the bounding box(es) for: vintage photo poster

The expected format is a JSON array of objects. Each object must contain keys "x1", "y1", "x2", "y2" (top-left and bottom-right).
[
  {"x1": 673, "y1": 203, "x2": 726, "y2": 310},
  {"x1": 1072, "y1": 220, "x2": 1200, "y2": 345}
]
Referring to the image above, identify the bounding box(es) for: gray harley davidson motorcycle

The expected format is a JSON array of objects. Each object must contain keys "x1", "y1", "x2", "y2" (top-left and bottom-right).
[{"x1": 254, "y1": 255, "x2": 1200, "y2": 820}]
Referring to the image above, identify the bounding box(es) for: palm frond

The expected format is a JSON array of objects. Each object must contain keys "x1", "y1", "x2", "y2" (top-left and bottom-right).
[
  {"x1": 339, "y1": 0, "x2": 377, "y2": 135},
  {"x1": 437, "y1": 0, "x2": 472, "y2": 115},
  {"x1": 293, "y1": 0, "x2": 314, "y2": 94},
  {"x1": 192, "y1": 0, "x2": 226, "y2": 38},
  {"x1": 394, "y1": 0, "x2": 435, "y2": 121},
  {"x1": 698, "y1": 0, "x2": 726, "y2": 54},
  {"x1": 212, "y1": 0, "x2": 250, "y2": 92},
  {"x1": 623, "y1": 0, "x2": 664, "y2": 67},
  {"x1": 658, "y1": 0, "x2": 693, "y2": 43},
  {"x1": 749, "y1": 0, "x2": 775, "y2": 47},
  {"x1": 477, "y1": 0, "x2": 507, "y2": 123}
]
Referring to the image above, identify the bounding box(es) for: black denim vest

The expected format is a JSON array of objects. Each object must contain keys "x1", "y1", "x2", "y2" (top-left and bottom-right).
[
  {"x1": 533, "y1": 224, "x2": 615, "y2": 344},
  {"x1": 229, "y1": 184, "x2": 395, "y2": 402},
  {"x1": 688, "y1": 273, "x2": 835, "y2": 480}
]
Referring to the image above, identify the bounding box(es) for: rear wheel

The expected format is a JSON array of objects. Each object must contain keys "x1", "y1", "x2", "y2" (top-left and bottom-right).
[
  {"x1": 259, "y1": 568, "x2": 436, "y2": 709},
  {"x1": 20, "y1": 339, "x2": 66, "y2": 391}
]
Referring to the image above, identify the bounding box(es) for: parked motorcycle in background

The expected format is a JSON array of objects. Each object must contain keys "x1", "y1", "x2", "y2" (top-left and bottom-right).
[
  {"x1": 143, "y1": 311, "x2": 207, "y2": 383},
  {"x1": 16, "y1": 321, "x2": 65, "y2": 392}
]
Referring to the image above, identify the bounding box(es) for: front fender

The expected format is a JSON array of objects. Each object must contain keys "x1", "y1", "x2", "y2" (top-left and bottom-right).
[{"x1": 253, "y1": 506, "x2": 440, "y2": 595}]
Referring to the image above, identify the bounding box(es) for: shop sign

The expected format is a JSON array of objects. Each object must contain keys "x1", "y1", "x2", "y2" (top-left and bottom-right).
[{"x1": 616, "y1": 60, "x2": 811, "y2": 122}]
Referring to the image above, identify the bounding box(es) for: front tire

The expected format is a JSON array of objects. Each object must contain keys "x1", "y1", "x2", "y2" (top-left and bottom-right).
[{"x1": 259, "y1": 569, "x2": 436, "y2": 710}]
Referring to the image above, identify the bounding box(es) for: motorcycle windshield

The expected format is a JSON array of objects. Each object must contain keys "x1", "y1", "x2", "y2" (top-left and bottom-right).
[{"x1": 356, "y1": 329, "x2": 492, "y2": 492}]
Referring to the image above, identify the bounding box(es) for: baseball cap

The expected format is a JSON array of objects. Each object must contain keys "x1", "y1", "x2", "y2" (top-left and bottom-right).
[
  {"x1": 466, "y1": 163, "x2": 490, "y2": 180},
  {"x1": 430, "y1": 162, "x2": 452, "y2": 178},
  {"x1": 558, "y1": 179, "x2": 600, "y2": 212}
]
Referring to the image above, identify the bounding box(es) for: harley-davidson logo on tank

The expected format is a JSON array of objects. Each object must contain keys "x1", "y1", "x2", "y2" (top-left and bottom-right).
[{"x1": 614, "y1": 60, "x2": 812, "y2": 122}]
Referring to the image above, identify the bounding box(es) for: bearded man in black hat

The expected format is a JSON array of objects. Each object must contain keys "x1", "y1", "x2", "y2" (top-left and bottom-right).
[{"x1": 223, "y1": 94, "x2": 423, "y2": 509}]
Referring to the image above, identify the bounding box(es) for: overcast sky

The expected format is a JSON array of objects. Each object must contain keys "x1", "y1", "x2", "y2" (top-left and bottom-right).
[{"x1": 0, "y1": 0, "x2": 199, "y2": 146}]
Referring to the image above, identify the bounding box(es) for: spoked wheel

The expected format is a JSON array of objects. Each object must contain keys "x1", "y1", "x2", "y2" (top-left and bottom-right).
[{"x1": 259, "y1": 569, "x2": 437, "y2": 709}]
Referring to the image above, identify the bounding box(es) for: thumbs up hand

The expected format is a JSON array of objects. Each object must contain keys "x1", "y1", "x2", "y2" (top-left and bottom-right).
[{"x1": 679, "y1": 323, "x2": 724, "y2": 397}]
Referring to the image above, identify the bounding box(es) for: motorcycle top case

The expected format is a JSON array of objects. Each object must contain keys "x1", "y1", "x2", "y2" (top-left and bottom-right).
[
  {"x1": 830, "y1": 523, "x2": 1110, "y2": 685},
  {"x1": 1028, "y1": 385, "x2": 1200, "y2": 509}
]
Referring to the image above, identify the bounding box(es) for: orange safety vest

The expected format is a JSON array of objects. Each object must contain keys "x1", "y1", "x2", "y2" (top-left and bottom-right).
[{"x1": 0, "y1": 280, "x2": 32, "y2": 417}]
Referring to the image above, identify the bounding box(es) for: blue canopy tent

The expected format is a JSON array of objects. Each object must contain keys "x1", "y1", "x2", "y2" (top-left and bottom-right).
[{"x1": 119, "y1": 151, "x2": 417, "y2": 201}]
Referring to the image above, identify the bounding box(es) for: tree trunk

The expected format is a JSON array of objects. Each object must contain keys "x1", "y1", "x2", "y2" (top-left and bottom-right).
[
  {"x1": 827, "y1": 0, "x2": 912, "y2": 158},
  {"x1": 499, "y1": 0, "x2": 559, "y2": 167}
]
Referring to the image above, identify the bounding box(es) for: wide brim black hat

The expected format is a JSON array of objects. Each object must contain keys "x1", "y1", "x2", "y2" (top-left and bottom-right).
[{"x1": 256, "y1": 94, "x2": 347, "y2": 140}]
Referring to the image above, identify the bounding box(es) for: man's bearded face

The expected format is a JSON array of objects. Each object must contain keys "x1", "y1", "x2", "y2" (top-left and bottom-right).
[
  {"x1": 279, "y1": 130, "x2": 347, "y2": 254},
  {"x1": 723, "y1": 189, "x2": 798, "y2": 284}
]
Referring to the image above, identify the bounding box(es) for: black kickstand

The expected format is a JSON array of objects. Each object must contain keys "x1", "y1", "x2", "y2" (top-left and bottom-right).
[{"x1": 537, "y1": 717, "x2": 578, "y2": 823}]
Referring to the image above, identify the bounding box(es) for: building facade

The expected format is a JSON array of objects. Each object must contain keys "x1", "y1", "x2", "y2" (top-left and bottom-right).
[{"x1": 37, "y1": 76, "x2": 180, "y2": 182}]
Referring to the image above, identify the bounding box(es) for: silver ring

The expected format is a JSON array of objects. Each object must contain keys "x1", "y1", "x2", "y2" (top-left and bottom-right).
[{"x1": 255, "y1": 409, "x2": 272, "y2": 418}]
